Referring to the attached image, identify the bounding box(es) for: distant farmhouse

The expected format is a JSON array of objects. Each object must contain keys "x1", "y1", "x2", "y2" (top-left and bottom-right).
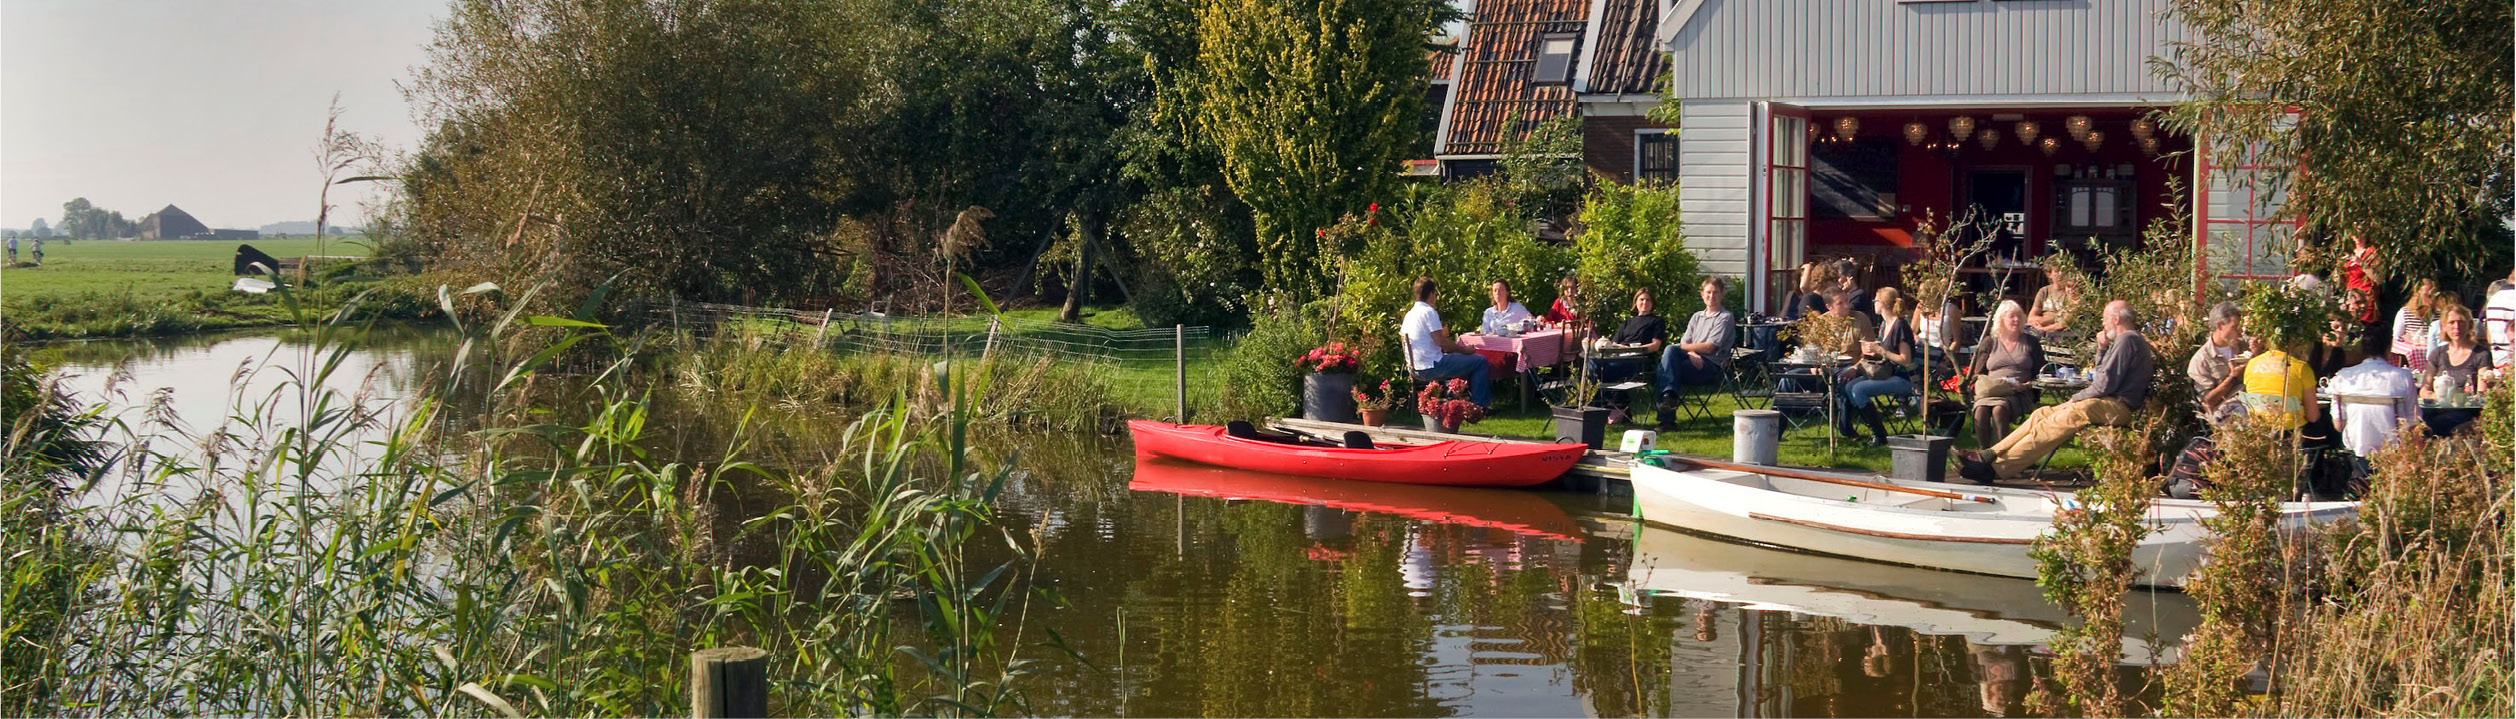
[{"x1": 139, "y1": 205, "x2": 258, "y2": 240}]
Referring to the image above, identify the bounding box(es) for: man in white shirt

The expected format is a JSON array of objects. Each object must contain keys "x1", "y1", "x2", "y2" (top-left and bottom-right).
[
  {"x1": 1478, "y1": 280, "x2": 1532, "y2": 335},
  {"x1": 2326, "y1": 330, "x2": 2420, "y2": 458},
  {"x1": 2484, "y1": 268, "x2": 2516, "y2": 366},
  {"x1": 1402, "y1": 277, "x2": 1491, "y2": 407}
]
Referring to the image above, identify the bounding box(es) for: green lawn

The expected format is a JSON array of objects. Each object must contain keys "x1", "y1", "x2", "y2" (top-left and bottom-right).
[{"x1": 1, "y1": 237, "x2": 370, "y2": 303}]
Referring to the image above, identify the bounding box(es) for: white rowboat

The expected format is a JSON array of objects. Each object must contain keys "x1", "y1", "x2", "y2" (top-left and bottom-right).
[{"x1": 1628, "y1": 457, "x2": 2358, "y2": 589}]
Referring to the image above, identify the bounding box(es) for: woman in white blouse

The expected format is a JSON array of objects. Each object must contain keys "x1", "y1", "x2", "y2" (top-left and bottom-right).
[{"x1": 1479, "y1": 280, "x2": 1532, "y2": 335}]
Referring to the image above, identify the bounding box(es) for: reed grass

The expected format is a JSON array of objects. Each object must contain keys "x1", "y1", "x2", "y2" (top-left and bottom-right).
[{"x1": 1, "y1": 284, "x2": 1046, "y2": 716}]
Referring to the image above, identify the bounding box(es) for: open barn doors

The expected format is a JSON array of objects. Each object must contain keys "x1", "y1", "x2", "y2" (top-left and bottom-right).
[
  {"x1": 1755, "y1": 102, "x2": 1811, "y2": 312},
  {"x1": 2193, "y1": 113, "x2": 2303, "y2": 292}
]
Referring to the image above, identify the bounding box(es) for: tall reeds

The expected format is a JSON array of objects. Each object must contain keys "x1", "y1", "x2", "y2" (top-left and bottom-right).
[{"x1": 0, "y1": 286, "x2": 1043, "y2": 716}]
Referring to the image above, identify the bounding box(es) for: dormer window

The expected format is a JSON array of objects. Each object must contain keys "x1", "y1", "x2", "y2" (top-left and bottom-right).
[{"x1": 1532, "y1": 33, "x2": 1577, "y2": 85}]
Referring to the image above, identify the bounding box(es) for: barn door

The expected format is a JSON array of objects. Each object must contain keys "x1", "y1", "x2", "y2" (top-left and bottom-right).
[{"x1": 1760, "y1": 103, "x2": 1811, "y2": 313}]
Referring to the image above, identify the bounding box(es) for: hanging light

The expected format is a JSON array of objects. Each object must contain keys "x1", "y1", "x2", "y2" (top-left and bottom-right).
[
  {"x1": 2040, "y1": 137, "x2": 2060, "y2": 157},
  {"x1": 2065, "y1": 115, "x2": 2094, "y2": 141},
  {"x1": 1948, "y1": 116, "x2": 1977, "y2": 142},
  {"x1": 1903, "y1": 121, "x2": 1929, "y2": 146},
  {"x1": 2081, "y1": 130, "x2": 2106, "y2": 153},
  {"x1": 1834, "y1": 116, "x2": 1861, "y2": 140},
  {"x1": 2139, "y1": 136, "x2": 2161, "y2": 156},
  {"x1": 1977, "y1": 128, "x2": 2000, "y2": 151},
  {"x1": 1807, "y1": 122, "x2": 1820, "y2": 142},
  {"x1": 2014, "y1": 121, "x2": 2040, "y2": 145},
  {"x1": 2129, "y1": 117, "x2": 2157, "y2": 142}
]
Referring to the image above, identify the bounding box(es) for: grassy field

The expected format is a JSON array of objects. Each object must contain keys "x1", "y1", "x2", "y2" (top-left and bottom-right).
[
  {"x1": 1, "y1": 236, "x2": 371, "y2": 303},
  {"x1": 1459, "y1": 393, "x2": 2091, "y2": 474}
]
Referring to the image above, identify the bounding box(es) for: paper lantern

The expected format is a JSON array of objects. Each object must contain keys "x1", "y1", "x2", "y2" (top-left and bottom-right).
[
  {"x1": 2081, "y1": 130, "x2": 2105, "y2": 153},
  {"x1": 2129, "y1": 117, "x2": 2157, "y2": 142},
  {"x1": 2039, "y1": 137, "x2": 2060, "y2": 157},
  {"x1": 1904, "y1": 122, "x2": 1929, "y2": 146},
  {"x1": 2139, "y1": 136, "x2": 2161, "y2": 156},
  {"x1": 1948, "y1": 116, "x2": 1977, "y2": 141},
  {"x1": 2065, "y1": 115, "x2": 2094, "y2": 141},
  {"x1": 1977, "y1": 128, "x2": 2000, "y2": 151},
  {"x1": 1834, "y1": 116, "x2": 1860, "y2": 139},
  {"x1": 2014, "y1": 121, "x2": 2040, "y2": 145}
]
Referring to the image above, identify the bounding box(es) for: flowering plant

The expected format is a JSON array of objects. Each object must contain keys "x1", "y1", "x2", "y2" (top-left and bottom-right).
[
  {"x1": 1299, "y1": 342, "x2": 1361, "y2": 374},
  {"x1": 1351, "y1": 379, "x2": 1397, "y2": 412},
  {"x1": 1416, "y1": 379, "x2": 1487, "y2": 428}
]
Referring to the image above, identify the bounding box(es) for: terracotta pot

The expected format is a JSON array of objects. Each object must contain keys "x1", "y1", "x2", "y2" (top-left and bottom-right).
[{"x1": 1359, "y1": 408, "x2": 1389, "y2": 427}]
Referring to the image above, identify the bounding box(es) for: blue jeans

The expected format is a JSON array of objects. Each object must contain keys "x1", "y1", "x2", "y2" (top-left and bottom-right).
[
  {"x1": 1836, "y1": 375, "x2": 1914, "y2": 437},
  {"x1": 1655, "y1": 348, "x2": 1724, "y2": 424},
  {"x1": 1417, "y1": 352, "x2": 1492, "y2": 407}
]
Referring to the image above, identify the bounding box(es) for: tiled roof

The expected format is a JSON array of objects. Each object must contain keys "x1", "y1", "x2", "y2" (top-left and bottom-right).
[
  {"x1": 1429, "y1": 45, "x2": 1458, "y2": 82},
  {"x1": 1582, "y1": 0, "x2": 1666, "y2": 96},
  {"x1": 1438, "y1": 0, "x2": 1588, "y2": 156}
]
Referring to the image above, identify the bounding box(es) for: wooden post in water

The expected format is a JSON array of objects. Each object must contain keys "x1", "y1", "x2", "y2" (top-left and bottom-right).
[
  {"x1": 1174, "y1": 324, "x2": 1188, "y2": 422},
  {"x1": 690, "y1": 646, "x2": 769, "y2": 718}
]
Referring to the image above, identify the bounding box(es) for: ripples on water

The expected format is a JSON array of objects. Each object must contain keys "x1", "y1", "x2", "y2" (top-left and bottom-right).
[{"x1": 51, "y1": 329, "x2": 2191, "y2": 718}]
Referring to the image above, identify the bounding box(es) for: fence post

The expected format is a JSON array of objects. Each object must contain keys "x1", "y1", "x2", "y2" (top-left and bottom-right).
[
  {"x1": 812, "y1": 308, "x2": 834, "y2": 348},
  {"x1": 690, "y1": 646, "x2": 769, "y2": 718},
  {"x1": 1175, "y1": 324, "x2": 1187, "y2": 422},
  {"x1": 671, "y1": 297, "x2": 683, "y2": 337},
  {"x1": 985, "y1": 316, "x2": 1002, "y2": 361}
]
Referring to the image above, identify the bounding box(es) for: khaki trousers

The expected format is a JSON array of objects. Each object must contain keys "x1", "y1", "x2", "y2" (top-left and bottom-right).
[{"x1": 1987, "y1": 397, "x2": 2132, "y2": 478}]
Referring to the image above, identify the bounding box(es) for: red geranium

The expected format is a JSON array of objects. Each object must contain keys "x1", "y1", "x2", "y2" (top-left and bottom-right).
[
  {"x1": 1299, "y1": 341, "x2": 1361, "y2": 374},
  {"x1": 1415, "y1": 379, "x2": 1487, "y2": 428}
]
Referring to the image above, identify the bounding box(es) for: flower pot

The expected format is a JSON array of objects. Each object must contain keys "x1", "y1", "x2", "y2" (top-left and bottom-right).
[
  {"x1": 1421, "y1": 414, "x2": 1460, "y2": 434},
  {"x1": 1550, "y1": 405, "x2": 1610, "y2": 449},
  {"x1": 1303, "y1": 373, "x2": 1359, "y2": 424},
  {"x1": 1887, "y1": 434, "x2": 1954, "y2": 483},
  {"x1": 1359, "y1": 408, "x2": 1390, "y2": 427}
]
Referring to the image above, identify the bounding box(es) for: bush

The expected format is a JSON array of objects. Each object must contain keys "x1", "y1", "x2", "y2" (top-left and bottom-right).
[
  {"x1": 1573, "y1": 181, "x2": 1701, "y2": 319},
  {"x1": 1215, "y1": 294, "x2": 1336, "y2": 421},
  {"x1": 1331, "y1": 180, "x2": 1576, "y2": 373}
]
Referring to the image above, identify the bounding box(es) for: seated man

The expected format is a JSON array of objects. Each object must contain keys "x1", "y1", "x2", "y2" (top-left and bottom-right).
[
  {"x1": 2327, "y1": 328, "x2": 2420, "y2": 459},
  {"x1": 1401, "y1": 276, "x2": 1491, "y2": 407},
  {"x1": 1958, "y1": 301, "x2": 2153, "y2": 483},
  {"x1": 1656, "y1": 277, "x2": 1736, "y2": 429},
  {"x1": 2186, "y1": 301, "x2": 2248, "y2": 426}
]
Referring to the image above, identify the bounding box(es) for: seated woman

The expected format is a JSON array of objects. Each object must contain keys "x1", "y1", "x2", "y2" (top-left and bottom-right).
[
  {"x1": 1783, "y1": 262, "x2": 1831, "y2": 320},
  {"x1": 1833, "y1": 289, "x2": 1919, "y2": 446},
  {"x1": 1585, "y1": 288, "x2": 1666, "y2": 387},
  {"x1": 1542, "y1": 274, "x2": 1590, "y2": 347},
  {"x1": 1473, "y1": 279, "x2": 1533, "y2": 375},
  {"x1": 2421, "y1": 305, "x2": 2494, "y2": 437},
  {"x1": 2026, "y1": 267, "x2": 2077, "y2": 339},
  {"x1": 1967, "y1": 301, "x2": 2044, "y2": 450}
]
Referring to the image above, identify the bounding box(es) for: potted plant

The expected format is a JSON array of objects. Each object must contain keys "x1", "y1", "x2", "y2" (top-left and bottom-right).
[
  {"x1": 1416, "y1": 379, "x2": 1488, "y2": 433},
  {"x1": 1298, "y1": 342, "x2": 1362, "y2": 423},
  {"x1": 1351, "y1": 379, "x2": 1397, "y2": 427},
  {"x1": 1549, "y1": 367, "x2": 1609, "y2": 449}
]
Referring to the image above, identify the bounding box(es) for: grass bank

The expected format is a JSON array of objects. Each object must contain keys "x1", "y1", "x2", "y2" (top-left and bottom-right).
[{"x1": 0, "y1": 237, "x2": 463, "y2": 340}]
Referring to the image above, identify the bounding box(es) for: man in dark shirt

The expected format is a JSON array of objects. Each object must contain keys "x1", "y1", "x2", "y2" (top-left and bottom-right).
[
  {"x1": 1587, "y1": 288, "x2": 1666, "y2": 388},
  {"x1": 1959, "y1": 300, "x2": 2154, "y2": 482}
]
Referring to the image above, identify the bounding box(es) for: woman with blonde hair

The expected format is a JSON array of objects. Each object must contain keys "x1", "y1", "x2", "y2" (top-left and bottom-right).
[
  {"x1": 2421, "y1": 304, "x2": 2493, "y2": 436},
  {"x1": 1967, "y1": 300, "x2": 2044, "y2": 450},
  {"x1": 1834, "y1": 287, "x2": 1917, "y2": 445},
  {"x1": 2393, "y1": 279, "x2": 2440, "y2": 370}
]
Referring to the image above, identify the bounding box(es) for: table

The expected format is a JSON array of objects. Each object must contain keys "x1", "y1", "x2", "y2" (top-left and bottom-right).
[
  {"x1": 1458, "y1": 329, "x2": 1566, "y2": 374},
  {"x1": 1459, "y1": 329, "x2": 1567, "y2": 409},
  {"x1": 2030, "y1": 377, "x2": 2090, "y2": 405},
  {"x1": 1768, "y1": 355, "x2": 1853, "y2": 453}
]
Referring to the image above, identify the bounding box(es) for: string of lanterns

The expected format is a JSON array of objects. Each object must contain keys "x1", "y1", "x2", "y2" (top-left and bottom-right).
[{"x1": 1860, "y1": 113, "x2": 2166, "y2": 156}]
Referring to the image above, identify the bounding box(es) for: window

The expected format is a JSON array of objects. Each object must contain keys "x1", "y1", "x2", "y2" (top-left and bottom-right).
[
  {"x1": 1636, "y1": 131, "x2": 1677, "y2": 181},
  {"x1": 1532, "y1": 34, "x2": 1577, "y2": 85}
]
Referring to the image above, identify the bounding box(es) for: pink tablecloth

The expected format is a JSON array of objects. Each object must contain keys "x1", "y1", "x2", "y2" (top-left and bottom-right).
[{"x1": 1458, "y1": 330, "x2": 1566, "y2": 374}]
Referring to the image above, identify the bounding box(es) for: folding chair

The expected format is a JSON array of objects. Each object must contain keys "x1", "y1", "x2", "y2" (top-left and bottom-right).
[{"x1": 1728, "y1": 347, "x2": 1773, "y2": 409}]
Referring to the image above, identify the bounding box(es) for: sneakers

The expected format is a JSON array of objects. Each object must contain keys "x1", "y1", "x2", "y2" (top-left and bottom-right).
[{"x1": 1953, "y1": 450, "x2": 1998, "y2": 485}]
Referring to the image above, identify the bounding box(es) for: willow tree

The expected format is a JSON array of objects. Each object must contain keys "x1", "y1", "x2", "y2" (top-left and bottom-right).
[
  {"x1": 1187, "y1": 0, "x2": 1450, "y2": 301},
  {"x1": 2158, "y1": 0, "x2": 2514, "y2": 283}
]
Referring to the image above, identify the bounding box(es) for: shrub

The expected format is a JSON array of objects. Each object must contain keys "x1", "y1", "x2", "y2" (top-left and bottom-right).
[
  {"x1": 1216, "y1": 294, "x2": 1335, "y2": 421},
  {"x1": 1573, "y1": 181, "x2": 1701, "y2": 320},
  {"x1": 1332, "y1": 181, "x2": 1575, "y2": 372}
]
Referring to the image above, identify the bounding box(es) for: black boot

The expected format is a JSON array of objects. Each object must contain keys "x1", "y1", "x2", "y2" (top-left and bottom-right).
[{"x1": 1862, "y1": 408, "x2": 1889, "y2": 446}]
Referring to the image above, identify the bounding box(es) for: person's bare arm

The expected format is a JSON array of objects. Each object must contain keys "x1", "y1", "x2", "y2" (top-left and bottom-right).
[
  {"x1": 1435, "y1": 329, "x2": 1465, "y2": 354},
  {"x1": 2201, "y1": 371, "x2": 2242, "y2": 409}
]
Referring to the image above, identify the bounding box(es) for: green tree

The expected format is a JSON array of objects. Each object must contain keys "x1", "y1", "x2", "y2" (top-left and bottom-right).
[
  {"x1": 1187, "y1": 0, "x2": 1452, "y2": 301},
  {"x1": 2158, "y1": 0, "x2": 2514, "y2": 283},
  {"x1": 57, "y1": 198, "x2": 93, "y2": 240}
]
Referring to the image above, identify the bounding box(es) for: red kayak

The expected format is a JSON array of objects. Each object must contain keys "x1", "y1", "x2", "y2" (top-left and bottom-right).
[{"x1": 1126, "y1": 420, "x2": 1586, "y2": 488}]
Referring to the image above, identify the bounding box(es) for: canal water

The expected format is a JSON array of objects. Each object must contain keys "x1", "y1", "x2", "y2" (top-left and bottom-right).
[{"x1": 44, "y1": 329, "x2": 2196, "y2": 718}]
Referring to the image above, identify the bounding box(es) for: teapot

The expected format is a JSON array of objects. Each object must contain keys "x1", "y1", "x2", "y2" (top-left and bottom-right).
[{"x1": 2435, "y1": 373, "x2": 2465, "y2": 405}]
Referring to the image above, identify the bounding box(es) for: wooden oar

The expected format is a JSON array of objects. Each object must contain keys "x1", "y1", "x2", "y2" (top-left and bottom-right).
[{"x1": 1653, "y1": 455, "x2": 2002, "y2": 504}]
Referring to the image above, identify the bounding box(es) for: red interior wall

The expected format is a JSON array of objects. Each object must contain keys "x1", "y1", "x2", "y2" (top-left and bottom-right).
[{"x1": 1805, "y1": 109, "x2": 2193, "y2": 256}]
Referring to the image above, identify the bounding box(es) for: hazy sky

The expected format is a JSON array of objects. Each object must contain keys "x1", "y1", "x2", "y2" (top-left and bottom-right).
[{"x1": 3, "y1": 0, "x2": 441, "y2": 231}]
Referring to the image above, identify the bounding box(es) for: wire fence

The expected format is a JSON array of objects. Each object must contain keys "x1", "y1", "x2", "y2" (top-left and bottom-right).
[{"x1": 652, "y1": 300, "x2": 1229, "y2": 420}]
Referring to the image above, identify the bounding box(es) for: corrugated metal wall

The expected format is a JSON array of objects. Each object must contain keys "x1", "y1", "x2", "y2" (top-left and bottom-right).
[
  {"x1": 1679, "y1": 100, "x2": 1755, "y2": 281},
  {"x1": 1665, "y1": 0, "x2": 2187, "y2": 101}
]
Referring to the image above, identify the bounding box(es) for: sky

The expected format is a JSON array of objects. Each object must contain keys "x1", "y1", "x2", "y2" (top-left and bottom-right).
[{"x1": 3, "y1": 0, "x2": 441, "y2": 231}]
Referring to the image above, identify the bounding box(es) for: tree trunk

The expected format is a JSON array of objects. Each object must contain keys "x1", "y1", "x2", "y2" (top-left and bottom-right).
[{"x1": 1057, "y1": 226, "x2": 1094, "y2": 324}]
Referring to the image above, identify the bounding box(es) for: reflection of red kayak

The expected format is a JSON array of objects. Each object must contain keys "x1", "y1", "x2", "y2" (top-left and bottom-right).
[
  {"x1": 1126, "y1": 420, "x2": 1585, "y2": 488},
  {"x1": 1130, "y1": 458, "x2": 1585, "y2": 540}
]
